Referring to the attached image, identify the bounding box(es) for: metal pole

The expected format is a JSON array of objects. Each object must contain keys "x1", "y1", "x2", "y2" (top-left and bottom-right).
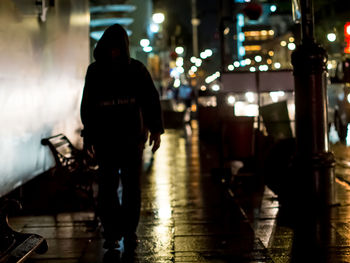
[
  {"x1": 191, "y1": 0, "x2": 199, "y2": 58},
  {"x1": 291, "y1": 0, "x2": 336, "y2": 208},
  {"x1": 219, "y1": 0, "x2": 225, "y2": 73}
]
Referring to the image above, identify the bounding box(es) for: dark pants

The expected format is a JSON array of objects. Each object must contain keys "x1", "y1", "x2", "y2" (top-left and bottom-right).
[{"x1": 94, "y1": 142, "x2": 143, "y2": 242}]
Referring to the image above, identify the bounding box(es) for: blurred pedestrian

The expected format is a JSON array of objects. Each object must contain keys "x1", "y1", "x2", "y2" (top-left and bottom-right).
[{"x1": 80, "y1": 24, "x2": 164, "y2": 251}]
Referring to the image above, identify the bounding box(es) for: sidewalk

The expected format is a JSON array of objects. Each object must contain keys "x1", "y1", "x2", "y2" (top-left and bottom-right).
[{"x1": 7, "y1": 122, "x2": 350, "y2": 262}]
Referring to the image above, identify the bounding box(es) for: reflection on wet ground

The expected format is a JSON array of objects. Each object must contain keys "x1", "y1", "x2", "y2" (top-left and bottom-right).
[{"x1": 7, "y1": 121, "x2": 350, "y2": 262}]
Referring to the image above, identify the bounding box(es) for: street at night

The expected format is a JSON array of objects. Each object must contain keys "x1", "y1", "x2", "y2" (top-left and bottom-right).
[
  {"x1": 2, "y1": 0, "x2": 350, "y2": 262},
  {"x1": 6, "y1": 123, "x2": 350, "y2": 262}
]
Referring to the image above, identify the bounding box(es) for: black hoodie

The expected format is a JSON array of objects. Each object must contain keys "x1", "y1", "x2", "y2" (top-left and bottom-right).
[{"x1": 80, "y1": 24, "x2": 164, "y2": 147}]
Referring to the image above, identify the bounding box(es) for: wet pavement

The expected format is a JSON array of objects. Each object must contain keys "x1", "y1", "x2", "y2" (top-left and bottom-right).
[{"x1": 7, "y1": 121, "x2": 350, "y2": 262}]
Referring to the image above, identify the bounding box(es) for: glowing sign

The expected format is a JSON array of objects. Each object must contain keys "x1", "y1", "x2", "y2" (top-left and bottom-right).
[{"x1": 345, "y1": 22, "x2": 350, "y2": 54}]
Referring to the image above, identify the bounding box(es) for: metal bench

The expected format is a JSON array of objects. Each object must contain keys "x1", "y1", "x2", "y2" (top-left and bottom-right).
[
  {"x1": 0, "y1": 199, "x2": 48, "y2": 263},
  {"x1": 41, "y1": 134, "x2": 98, "y2": 216}
]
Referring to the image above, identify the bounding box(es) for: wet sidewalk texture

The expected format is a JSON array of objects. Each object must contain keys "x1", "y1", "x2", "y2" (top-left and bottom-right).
[{"x1": 7, "y1": 121, "x2": 350, "y2": 262}]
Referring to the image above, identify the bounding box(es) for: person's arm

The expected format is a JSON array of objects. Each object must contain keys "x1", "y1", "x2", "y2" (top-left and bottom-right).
[
  {"x1": 137, "y1": 62, "x2": 164, "y2": 152},
  {"x1": 80, "y1": 64, "x2": 95, "y2": 154}
]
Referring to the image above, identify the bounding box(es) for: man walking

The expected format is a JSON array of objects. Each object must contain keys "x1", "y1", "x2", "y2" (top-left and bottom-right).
[{"x1": 80, "y1": 24, "x2": 164, "y2": 251}]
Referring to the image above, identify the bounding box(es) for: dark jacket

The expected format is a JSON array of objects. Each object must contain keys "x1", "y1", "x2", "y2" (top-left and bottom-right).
[{"x1": 80, "y1": 24, "x2": 164, "y2": 147}]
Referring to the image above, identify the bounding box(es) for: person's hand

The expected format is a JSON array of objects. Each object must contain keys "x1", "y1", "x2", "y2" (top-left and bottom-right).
[
  {"x1": 84, "y1": 142, "x2": 95, "y2": 158},
  {"x1": 149, "y1": 132, "x2": 161, "y2": 153}
]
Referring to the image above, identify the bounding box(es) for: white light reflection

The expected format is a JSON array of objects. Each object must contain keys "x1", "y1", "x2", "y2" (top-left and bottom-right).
[{"x1": 149, "y1": 135, "x2": 174, "y2": 220}]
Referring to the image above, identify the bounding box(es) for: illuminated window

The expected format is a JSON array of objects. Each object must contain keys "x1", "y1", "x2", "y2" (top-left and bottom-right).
[{"x1": 244, "y1": 45, "x2": 262, "y2": 51}]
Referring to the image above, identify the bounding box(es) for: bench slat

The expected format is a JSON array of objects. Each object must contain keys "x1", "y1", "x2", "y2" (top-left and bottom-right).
[{"x1": 7, "y1": 235, "x2": 46, "y2": 263}]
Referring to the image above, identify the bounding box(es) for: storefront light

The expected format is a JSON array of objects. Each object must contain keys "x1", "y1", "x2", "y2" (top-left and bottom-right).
[
  {"x1": 177, "y1": 67, "x2": 184, "y2": 73},
  {"x1": 254, "y1": 55, "x2": 262, "y2": 62},
  {"x1": 140, "y1": 39, "x2": 150, "y2": 47},
  {"x1": 270, "y1": 91, "x2": 285, "y2": 102},
  {"x1": 143, "y1": 46, "x2": 153, "y2": 52},
  {"x1": 191, "y1": 66, "x2": 198, "y2": 72},
  {"x1": 234, "y1": 61, "x2": 240, "y2": 67},
  {"x1": 174, "y1": 79, "x2": 181, "y2": 88},
  {"x1": 327, "y1": 33, "x2": 336, "y2": 42},
  {"x1": 274, "y1": 62, "x2": 281, "y2": 69},
  {"x1": 176, "y1": 57, "x2": 184, "y2": 67},
  {"x1": 259, "y1": 65, "x2": 269, "y2": 71},
  {"x1": 245, "y1": 92, "x2": 255, "y2": 103},
  {"x1": 195, "y1": 58, "x2": 202, "y2": 67},
  {"x1": 211, "y1": 84, "x2": 220, "y2": 92},
  {"x1": 234, "y1": 102, "x2": 259, "y2": 117},
  {"x1": 175, "y1": 46, "x2": 184, "y2": 55},
  {"x1": 238, "y1": 32, "x2": 245, "y2": 42},
  {"x1": 205, "y1": 49, "x2": 213, "y2": 57},
  {"x1": 228, "y1": 65, "x2": 234, "y2": 71},
  {"x1": 239, "y1": 46, "x2": 246, "y2": 56},
  {"x1": 170, "y1": 68, "x2": 180, "y2": 78},
  {"x1": 190, "y1": 56, "x2": 197, "y2": 63},
  {"x1": 224, "y1": 27, "x2": 230, "y2": 35},
  {"x1": 288, "y1": 42, "x2": 296, "y2": 50},
  {"x1": 227, "y1": 95, "x2": 236, "y2": 105},
  {"x1": 249, "y1": 67, "x2": 256, "y2": 72},
  {"x1": 152, "y1": 13, "x2": 165, "y2": 24},
  {"x1": 270, "y1": 5, "x2": 277, "y2": 12},
  {"x1": 150, "y1": 23, "x2": 160, "y2": 33}
]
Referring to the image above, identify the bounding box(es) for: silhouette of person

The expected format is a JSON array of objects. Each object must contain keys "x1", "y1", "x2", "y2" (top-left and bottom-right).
[{"x1": 80, "y1": 24, "x2": 164, "y2": 251}]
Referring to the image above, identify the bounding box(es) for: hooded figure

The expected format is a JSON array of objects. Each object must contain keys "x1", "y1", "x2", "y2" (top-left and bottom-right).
[{"x1": 80, "y1": 24, "x2": 164, "y2": 251}]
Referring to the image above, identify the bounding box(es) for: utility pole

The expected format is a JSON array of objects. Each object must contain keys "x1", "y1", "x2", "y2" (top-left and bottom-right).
[
  {"x1": 291, "y1": 0, "x2": 336, "y2": 208},
  {"x1": 191, "y1": 0, "x2": 199, "y2": 58}
]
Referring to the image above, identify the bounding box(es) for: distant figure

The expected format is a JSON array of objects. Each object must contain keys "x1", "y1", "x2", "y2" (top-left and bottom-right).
[
  {"x1": 80, "y1": 24, "x2": 164, "y2": 251},
  {"x1": 178, "y1": 84, "x2": 193, "y2": 109}
]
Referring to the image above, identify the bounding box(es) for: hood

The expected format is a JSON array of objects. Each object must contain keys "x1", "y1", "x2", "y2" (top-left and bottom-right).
[{"x1": 93, "y1": 24, "x2": 130, "y2": 63}]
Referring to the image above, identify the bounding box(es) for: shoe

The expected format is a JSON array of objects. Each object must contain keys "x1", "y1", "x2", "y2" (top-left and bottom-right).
[{"x1": 103, "y1": 239, "x2": 120, "y2": 250}]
